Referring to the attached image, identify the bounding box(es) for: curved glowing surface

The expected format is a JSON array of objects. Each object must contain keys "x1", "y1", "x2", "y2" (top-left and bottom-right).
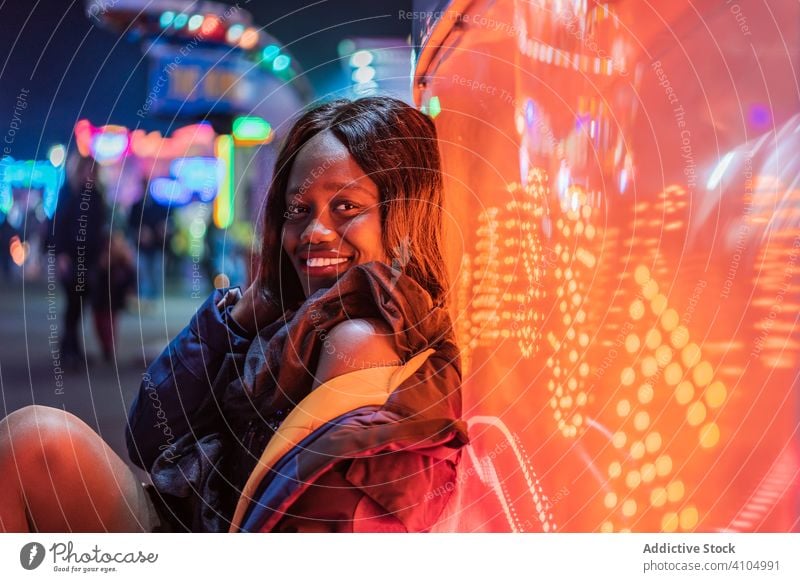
[{"x1": 418, "y1": 0, "x2": 800, "y2": 532}]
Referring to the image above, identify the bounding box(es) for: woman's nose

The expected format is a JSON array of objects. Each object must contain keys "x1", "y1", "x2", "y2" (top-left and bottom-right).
[{"x1": 300, "y1": 216, "x2": 336, "y2": 244}]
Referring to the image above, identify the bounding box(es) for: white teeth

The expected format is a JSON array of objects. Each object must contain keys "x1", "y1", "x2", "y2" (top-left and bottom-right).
[{"x1": 306, "y1": 257, "x2": 349, "y2": 267}]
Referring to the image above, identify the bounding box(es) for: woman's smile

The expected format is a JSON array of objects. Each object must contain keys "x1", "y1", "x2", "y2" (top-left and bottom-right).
[{"x1": 298, "y1": 251, "x2": 353, "y2": 275}]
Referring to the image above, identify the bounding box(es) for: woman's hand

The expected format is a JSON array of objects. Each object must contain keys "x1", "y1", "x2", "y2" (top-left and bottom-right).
[{"x1": 228, "y1": 283, "x2": 283, "y2": 336}]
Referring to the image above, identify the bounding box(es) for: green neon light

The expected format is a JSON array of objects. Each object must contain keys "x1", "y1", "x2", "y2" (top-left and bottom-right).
[
  {"x1": 214, "y1": 135, "x2": 234, "y2": 229},
  {"x1": 232, "y1": 117, "x2": 272, "y2": 142}
]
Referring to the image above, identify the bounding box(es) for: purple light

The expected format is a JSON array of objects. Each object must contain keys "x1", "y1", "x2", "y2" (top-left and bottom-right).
[
  {"x1": 149, "y1": 178, "x2": 191, "y2": 206},
  {"x1": 749, "y1": 104, "x2": 770, "y2": 128}
]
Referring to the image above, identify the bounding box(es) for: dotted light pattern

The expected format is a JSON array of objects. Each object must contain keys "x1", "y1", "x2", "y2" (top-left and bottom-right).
[
  {"x1": 747, "y1": 183, "x2": 800, "y2": 370},
  {"x1": 514, "y1": 0, "x2": 626, "y2": 77},
  {"x1": 455, "y1": 169, "x2": 597, "y2": 464},
  {"x1": 449, "y1": 136, "x2": 741, "y2": 531},
  {"x1": 501, "y1": 169, "x2": 547, "y2": 358},
  {"x1": 469, "y1": 206, "x2": 502, "y2": 348},
  {"x1": 455, "y1": 253, "x2": 476, "y2": 377},
  {"x1": 457, "y1": 168, "x2": 549, "y2": 376},
  {"x1": 545, "y1": 184, "x2": 597, "y2": 438},
  {"x1": 451, "y1": 176, "x2": 731, "y2": 531},
  {"x1": 518, "y1": 39, "x2": 623, "y2": 77},
  {"x1": 601, "y1": 265, "x2": 727, "y2": 532},
  {"x1": 726, "y1": 448, "x2": 797, "y2": 531},
  {"x1": 466, "y1": 416, "x2": 558, "y2": 532},
  {"x1": 454, "y1": 172, "x2": 724, "y2": 529}
]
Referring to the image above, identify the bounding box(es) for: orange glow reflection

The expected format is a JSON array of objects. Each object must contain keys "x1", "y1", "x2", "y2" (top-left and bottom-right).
[{"x1": 422, "y1": 0, "x2": 800, "y2": 532}]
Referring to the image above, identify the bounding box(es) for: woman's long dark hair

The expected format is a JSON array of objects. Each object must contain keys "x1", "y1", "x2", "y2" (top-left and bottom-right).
[{"x1": 260, "y1": 96, "x2": 448, "y2": 308}]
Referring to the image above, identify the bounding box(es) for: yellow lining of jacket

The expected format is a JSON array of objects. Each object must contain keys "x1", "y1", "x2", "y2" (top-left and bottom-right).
[{"x1": 229, "y1": 347, "x2": 435, "y2": 532}]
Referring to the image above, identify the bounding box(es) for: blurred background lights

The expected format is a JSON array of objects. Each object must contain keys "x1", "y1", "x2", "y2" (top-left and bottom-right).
[
  {"x1": 272, "y1": 54, "x2": 291, "y2": 72},
  {"x1": 9, "y1": 235, "x2": 28, "y2": 266},
  {"x1": 159, "y1": 11, "x2": 175, "y2": 28},
  {"x1": 149, "y1": 177, "x2": 190, "y2": 206},
  {"x1": 261, "y1": 44, "x2": 280, "y2": 62},
  {"x1": 232, "y1": 116, "x2": 272, "y2": 143},
  {"x1": 47, "y1": 144, "x2": 66, "y2": 167},
  {"x1": 349, "y1": 49, "x2": 373, "y2": 67},
  {"x1": 0, "y1": 158, "x2": 64, "y2": 218},
  {"x1": 351, "y1": 65, "x2": 375, "y2": 83},
  {"x1": 337, "y1": 38, "x2": 356, "y2": 58},
  {"x1": 213, "y1": 134, "x2": 234, "y2": 229},
  {"x1": 213, "y1": 273, "x2": 231, "y2": 289},
  {"x1": 187, "y1": 14, "x2": 204, "y2": 32},
  {"x1": 172, "y1": 13, "x2": 188, "y2": 29},
  {"x1": 226, "y1": 23, "x2": 244, "y2": 44},
  {"x1": 352, "y1": 80, "x2": 378, "y2": 96},
  {"x1": 170, "y1": 157, "x2": 222, "y2": 200},
  {"x1": 239, "y1": 27, "x2": 259, "y2": 50},
  {"x1": 200, "y1": 15, "x2": 222, "y2": 36},
  {"x1": 90, "y1": 130, "x2": 129, "y2": 165}
]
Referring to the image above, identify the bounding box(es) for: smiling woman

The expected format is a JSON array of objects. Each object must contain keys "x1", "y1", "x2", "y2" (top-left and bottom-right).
[
  {"x1": 0, "y1": 97, "x2": 468, "y2": 533},
  {"x1": 141, "y1": 97, "x2": 468, "y2": 533}
]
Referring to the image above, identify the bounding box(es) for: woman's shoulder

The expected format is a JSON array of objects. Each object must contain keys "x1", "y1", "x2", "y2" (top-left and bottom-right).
[
  {"x1": 324, "y1": 317, "x2": 397, "y2": 350},
  {"x1": 311, "y1": 317, "x2": 402, "y2": 389}
]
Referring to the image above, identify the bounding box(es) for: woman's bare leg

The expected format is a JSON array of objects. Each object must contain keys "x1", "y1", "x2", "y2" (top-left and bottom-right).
[{"x1": 0, "y1": 405, "x2": 153, "y2": 532}]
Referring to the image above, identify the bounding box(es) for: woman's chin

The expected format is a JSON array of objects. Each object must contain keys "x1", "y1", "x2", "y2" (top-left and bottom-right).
[{"x1": 302, "y1": 269, "x2": 351, "y2": 296}]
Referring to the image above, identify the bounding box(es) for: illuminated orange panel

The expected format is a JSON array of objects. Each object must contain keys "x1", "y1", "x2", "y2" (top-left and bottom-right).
[{"x1": 420, "y1": 0, "x2": 800, "y2": 532}]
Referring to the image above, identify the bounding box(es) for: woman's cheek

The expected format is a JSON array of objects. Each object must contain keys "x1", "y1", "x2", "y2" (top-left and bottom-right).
[{"x1": 350, "y1": 211, "x2": 382, "y2": 238}]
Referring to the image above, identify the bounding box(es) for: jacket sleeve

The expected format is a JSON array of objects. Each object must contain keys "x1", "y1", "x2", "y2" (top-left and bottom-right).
[
  {"x1": 126, "y1": 289, "x2": 253, "y2": 471},
  {"x1": 269, "y1": 450, "x2": 459, "y2": 533}
]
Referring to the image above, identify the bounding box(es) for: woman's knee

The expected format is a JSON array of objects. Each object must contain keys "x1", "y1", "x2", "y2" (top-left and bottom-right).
[
  {"x1": 0, "y1": 405, "x2": 149, "y2": 532},
  {"x1": 0, "y1": 405, "x2": 94, "y2": 477}
]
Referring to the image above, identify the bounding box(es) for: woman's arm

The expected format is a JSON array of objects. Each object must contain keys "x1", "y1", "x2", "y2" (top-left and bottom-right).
[{"x1": 126, "y1": 284, "x2": 280, "y2": 471}]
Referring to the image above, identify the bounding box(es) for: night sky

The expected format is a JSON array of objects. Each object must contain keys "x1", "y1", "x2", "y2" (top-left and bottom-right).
[{"x1": 0, "y1": 0, "x2": 412, "y2": 160}]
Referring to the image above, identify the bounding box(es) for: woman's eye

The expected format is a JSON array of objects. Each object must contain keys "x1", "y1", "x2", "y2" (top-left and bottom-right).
[
  {"x1": 286, "y1": 205, "x2": 308, "y2": 218},
  {"x1": 334, "y1": 202, "x2": 360, "y2": 213}
]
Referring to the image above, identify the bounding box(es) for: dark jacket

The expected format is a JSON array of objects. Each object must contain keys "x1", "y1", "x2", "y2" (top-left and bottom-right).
[
  {"x1": 126, "y1": 262, "x2": 468, "y2": 532},
  {"x1": 50, "y1": 178, "x2": 108, "y2": 289}
]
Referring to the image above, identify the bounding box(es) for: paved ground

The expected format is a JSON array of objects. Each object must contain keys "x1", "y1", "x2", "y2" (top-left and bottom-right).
[{"x1": 0, "y1": 279, "x2": 203, "y2": 479}]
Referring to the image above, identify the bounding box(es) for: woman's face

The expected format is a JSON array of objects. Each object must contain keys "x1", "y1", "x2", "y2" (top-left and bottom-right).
[{"x1": 282, "y1": 130, "x2": 388, "y2": 297}]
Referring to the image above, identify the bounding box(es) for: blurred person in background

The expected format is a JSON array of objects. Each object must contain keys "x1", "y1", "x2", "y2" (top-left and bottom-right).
[
  {"x1": 90, "y1": 230, "x2": 135, "y2": 362},
  {"x1": 128, "y1": 183, "x2": 170, "y2": 310},
  {"x1": 50, "y1": 152, "x2": 109, "y2": 367}
]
